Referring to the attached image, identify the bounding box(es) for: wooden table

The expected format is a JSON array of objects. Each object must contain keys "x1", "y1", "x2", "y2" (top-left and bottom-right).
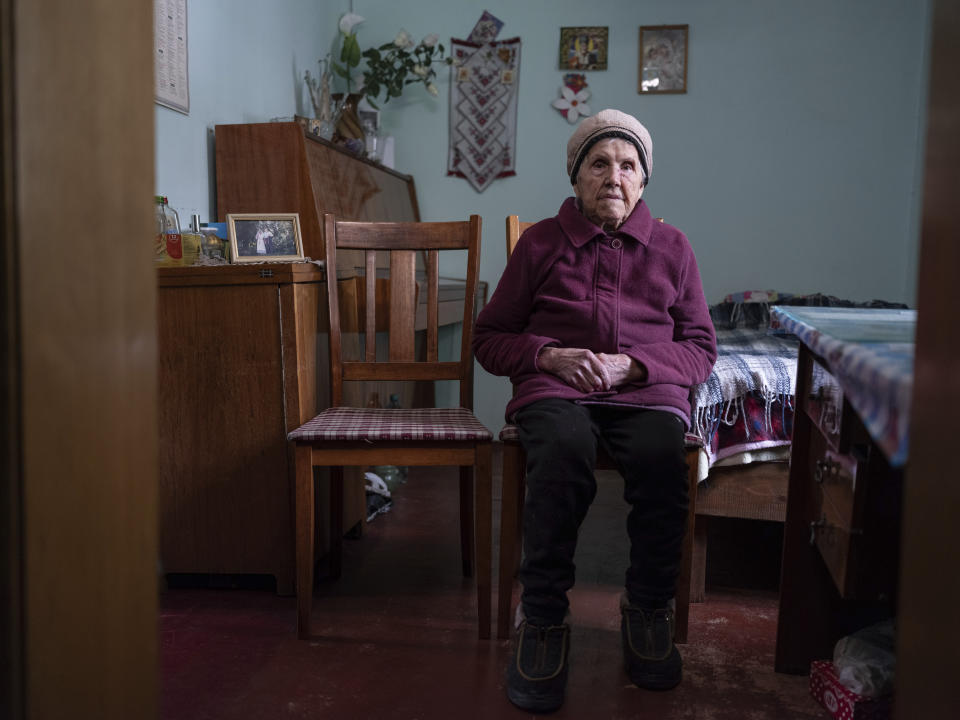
[{"x1": 771, "y1": 307, "x2": 914, "y2": 673}]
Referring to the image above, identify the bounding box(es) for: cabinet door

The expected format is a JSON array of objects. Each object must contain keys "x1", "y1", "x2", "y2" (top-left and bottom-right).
[{"x1": 158, "y1": 283, "x2": 293, "y2": 586}]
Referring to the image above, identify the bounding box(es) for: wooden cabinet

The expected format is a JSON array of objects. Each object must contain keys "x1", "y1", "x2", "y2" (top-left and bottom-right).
[
  {"x1": 774, "y1": 321, "x2": 905, "y2": 674},
  {"x1": 158, "y1": 264, "x2": 325, "y2": 595},
  {"x1": 214, "y1": 121, "x2": 420, "y2": 263},
  {"x1": 799, "y1": 355, "x2": 902, "y2": 602}
]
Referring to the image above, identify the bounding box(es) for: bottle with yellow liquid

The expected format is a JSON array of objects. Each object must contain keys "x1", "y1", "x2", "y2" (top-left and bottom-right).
[
  {"x1": 154, "y1": 196, "x2": 201, "y2": 266},
  {"x1": 179, "y1": 212, "x2": 203, "y2": 266},
  {"x1": 155, "y1": 195, "x2": 183, "y2": 266}
]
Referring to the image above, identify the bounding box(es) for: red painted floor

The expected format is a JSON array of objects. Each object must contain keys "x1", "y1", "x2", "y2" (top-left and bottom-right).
[{"x1": 160, "y1": 460, "x2": 826, "y2": 719}]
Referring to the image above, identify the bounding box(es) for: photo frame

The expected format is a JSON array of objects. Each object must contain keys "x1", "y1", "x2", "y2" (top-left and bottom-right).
[
  {"x1": 358, "y1": 108, "x2": 379, "y2": 132},
  {"x1": 468, "y1": 10, "x2": 504, "y2": 44},
  {"x1": 227, "y1": 213, "x2": 304, "y2": 263},
  {"x1": 559, "y1": 26, "x2": 608, "y2": 71},
  {"x1": 638, "y1": 25, "x2": 689, "y2": 94}
]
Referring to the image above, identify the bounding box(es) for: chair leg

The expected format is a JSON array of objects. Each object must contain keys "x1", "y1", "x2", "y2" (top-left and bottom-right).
[
  {"x1": 691, "y1": 516, "x2": 708, "y2": 603},
  {"x1": 674, "y1": 446, "x2": 700, "y2": 644},
  {"x1": 459, "y1": 466, "x2": 475, "y2": 578},
  {"x1": 498, "y1": 440, "x2": 525, "y2": 639},
  {"x1": 329, "y1": 466, "x2": 344, "y2": 581},
  {"x1": 474, "y1": 443, "x2": 493, "y2": 639},
  {"x1": 514, "y1": 458, "x2": 526, "y2": 576},
  {"x1": 294, "y1": 444, "x2": 315, "y2": 639}
]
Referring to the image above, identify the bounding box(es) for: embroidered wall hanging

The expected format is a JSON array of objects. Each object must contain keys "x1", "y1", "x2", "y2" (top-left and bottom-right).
[{"x1": 447, "y1": 37, "x2": 521, "y2": 193}]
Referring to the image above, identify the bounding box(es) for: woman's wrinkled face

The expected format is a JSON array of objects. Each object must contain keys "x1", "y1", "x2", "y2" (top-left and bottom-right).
[{"x1": 573, "y1": 138, "x2": 644, "y2": 231}]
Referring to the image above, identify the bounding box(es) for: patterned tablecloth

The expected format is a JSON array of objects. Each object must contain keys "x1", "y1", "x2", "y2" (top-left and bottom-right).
[{"x1": 769, "y1": 307, "x2": 916, "y2": 467}]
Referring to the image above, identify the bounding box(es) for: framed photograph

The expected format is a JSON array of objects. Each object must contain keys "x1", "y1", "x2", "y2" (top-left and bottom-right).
[
  {"x1": 559, "y1": 27, "x2": 608, "y2": 71},
  {"x1": 358, "y1": 109, "x2": 379, "y2": 132},
  {"x1": 357, "y1": 96, "x2": 380, "y2": 133},
  {"x1": 226, "y1": 213, "x2": 304, "y2": 263},
  {"x1": 638, "y1": 25, "x2": 689, "y2": 94}
]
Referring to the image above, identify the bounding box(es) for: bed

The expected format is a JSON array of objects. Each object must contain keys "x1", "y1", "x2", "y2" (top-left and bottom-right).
[
  {"x1": 685, "y1": 296, "x2": 799, "y2": 602},
  {"x1": 689, "y1": 327, "x2": 798, "y2": 477}
]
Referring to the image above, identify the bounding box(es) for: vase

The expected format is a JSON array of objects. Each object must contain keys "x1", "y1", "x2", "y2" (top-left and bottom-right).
[{"x1": 332, "y1": 93, "x2": 365, "y2": 144}]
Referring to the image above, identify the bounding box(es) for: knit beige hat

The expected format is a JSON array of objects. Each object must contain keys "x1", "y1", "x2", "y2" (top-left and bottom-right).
[{"x1": 566, "y1": 109, "x2": 653, "y2": 185}]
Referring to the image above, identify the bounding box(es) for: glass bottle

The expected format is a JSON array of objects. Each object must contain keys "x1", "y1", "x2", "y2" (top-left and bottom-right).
[
  {"x1": 180, "y1": 212, "x2": 203, "y2": 265},
  {"x1": 362, "y1": 116, "x2": 382, "y2": 161},
  {"x1": 154, "y1": 195, "x2": 183, "y2": 264}
]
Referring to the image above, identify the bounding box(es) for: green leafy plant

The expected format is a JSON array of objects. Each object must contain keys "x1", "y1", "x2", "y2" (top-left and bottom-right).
[
  {"x1": 360, "y1": 30, "x2": 447, "y2": 107},
  {"x1": 330, "y1": 14, "x2": 448, "y2": 108}
]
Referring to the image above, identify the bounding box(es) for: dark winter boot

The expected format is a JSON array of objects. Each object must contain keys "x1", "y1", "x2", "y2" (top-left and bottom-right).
[
  {"x1": 505, "y1": 619, "x2": 570, "y2": 712},
  {"x1": 620, "y1": 597, "x2": 682, "y2": 690}
]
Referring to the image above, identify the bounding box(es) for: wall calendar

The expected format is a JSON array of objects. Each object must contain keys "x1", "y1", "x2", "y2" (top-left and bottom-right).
[{"x1": 154, "y1": 0, "x2": 189, "y2": 114}]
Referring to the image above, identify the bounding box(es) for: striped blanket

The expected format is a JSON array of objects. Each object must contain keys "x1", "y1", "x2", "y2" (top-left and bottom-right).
[{"x1": 689, "y1": 328, "x2": 799, "y2": 467}]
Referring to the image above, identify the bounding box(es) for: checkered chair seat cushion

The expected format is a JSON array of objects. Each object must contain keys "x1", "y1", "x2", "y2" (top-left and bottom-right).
[
  {"x1": 288, "y1": 407, "x2": 493, "y2": 443},
  {"x1": 499, "y1": 424, "x2": 520, "y2": 442}
]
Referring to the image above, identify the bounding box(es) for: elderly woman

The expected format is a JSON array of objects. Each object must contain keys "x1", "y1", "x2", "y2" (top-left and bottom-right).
[{"x1": 473, "y1": 109, "x2": 716, "y2": 712}]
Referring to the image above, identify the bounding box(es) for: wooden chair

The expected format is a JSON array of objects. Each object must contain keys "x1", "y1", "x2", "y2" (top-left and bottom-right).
[
  {"x1": 496, "y1": 215, "x2": 700, "y2": 641},
  {"x1": 288, "y1": 213, "x2": 494, "y2": 639}
]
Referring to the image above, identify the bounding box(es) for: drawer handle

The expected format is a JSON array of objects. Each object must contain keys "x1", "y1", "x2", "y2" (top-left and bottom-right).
[
  {"x1": 814, "y1": 459, "x2": 833, "y2": 483},
  {"x1": 809, "y1": 516, "x2": 826, "y2": 545},
  {"x1": 809, "y1": 515, "x2": 864, "y2": 545}
]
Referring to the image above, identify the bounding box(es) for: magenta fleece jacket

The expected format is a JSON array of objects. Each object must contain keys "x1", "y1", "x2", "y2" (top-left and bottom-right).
[{"x1": 473, "y1": 197, "x2": 717, "y2": 422}]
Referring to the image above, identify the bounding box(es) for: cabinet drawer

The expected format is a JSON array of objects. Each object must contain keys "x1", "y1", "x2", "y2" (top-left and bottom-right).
[
  {"x1": 810, "y1": 450, "x2": 863, "y2": 598},
  {"x1": 803, "y1": 357, "x2": 844, "y2": 451}
]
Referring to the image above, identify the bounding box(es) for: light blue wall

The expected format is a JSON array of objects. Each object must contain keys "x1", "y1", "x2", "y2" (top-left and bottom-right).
[
  {"x1": 155, "y1": 0, "x2": 931, "y2": 433},
  {"x1": 154, "y1": 0, "x2": 337, "y2": 222}
]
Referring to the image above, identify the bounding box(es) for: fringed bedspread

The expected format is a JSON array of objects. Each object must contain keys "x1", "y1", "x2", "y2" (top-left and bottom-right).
[
  {"x1": 688, "y1": 329, "x2": 799, "y2": 475},
  {"x1": 684, "y1": 295, "x2": 911, "y2": 480}
]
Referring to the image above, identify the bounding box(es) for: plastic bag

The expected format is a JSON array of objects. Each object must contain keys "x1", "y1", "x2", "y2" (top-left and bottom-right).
[{"x1": 832, "y1": 618, "x2": 896, "y2": 697}]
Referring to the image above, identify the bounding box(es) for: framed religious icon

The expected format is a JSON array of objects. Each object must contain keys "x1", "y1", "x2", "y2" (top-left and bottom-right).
[
  {"x1": 227, "y1": 213, "x2": 304, "y2": 263},
  {"x1": 638, "y1": 25, "x2": 689, "y2": 94},
  {"x1": 559, "y1": 27, "x2": 608, "y2": 71}
]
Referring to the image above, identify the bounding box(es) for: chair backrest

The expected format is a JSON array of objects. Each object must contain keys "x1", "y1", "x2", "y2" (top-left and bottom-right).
[
  {"x1": 323, "y1": 213, "x2": 483, "y2": 409},
  {"x1": 507, "y1": 214, "x2": 665, "y2": 259},
  {"x1": 505, "y1": 215, "x2": 535, "y2": 257}
]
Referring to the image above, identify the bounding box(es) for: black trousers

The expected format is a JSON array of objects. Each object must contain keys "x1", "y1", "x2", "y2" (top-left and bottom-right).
[{"x1": 514, "y1": 398, "x2": 689, "y2": 624}]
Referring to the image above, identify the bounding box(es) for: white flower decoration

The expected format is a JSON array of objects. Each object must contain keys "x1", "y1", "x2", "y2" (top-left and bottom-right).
[
  {"x1": 426, "y1": 82, "x2": 439, "y2": 97},
  {"x1": 339, "y1": 12, "x2": 364, "y2": 35},
  {"x1": 551, "y1": 85, "x2": 592, "y2": 124},
  {"x1": 421, "y1": 33, "x2": 439, "y2": 48},
  {"x1": 412, "y1": 64, "x2": 428, "y2": 78},
  {"x1": 394, "y1": 29, "x2": 415, "y2": 49}
]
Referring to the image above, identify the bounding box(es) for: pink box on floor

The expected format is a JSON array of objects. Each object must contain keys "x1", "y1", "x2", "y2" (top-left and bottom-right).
[{"x1": 809, "y1": 660, "x2": 892, "y2": 720}]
